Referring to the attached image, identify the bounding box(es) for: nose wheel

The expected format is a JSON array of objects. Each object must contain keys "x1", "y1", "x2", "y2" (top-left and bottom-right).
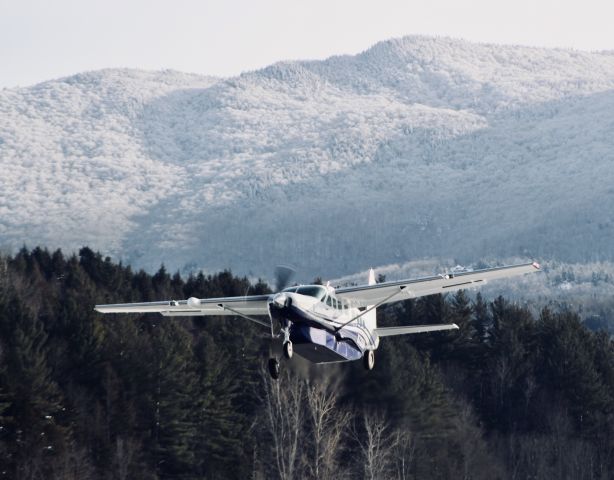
[
  {"x1": 268, "y1": 320, "x2": 293, "y2": 379},
  {"x1": 268, "y1": 358, "x2": 280, "y2": 380},
  {"x1": 283, "y1": 341, "x2": 293, "y2": 359},
  {"x1": 268, "y1": 341, "x2": 294, "y2": 380}
]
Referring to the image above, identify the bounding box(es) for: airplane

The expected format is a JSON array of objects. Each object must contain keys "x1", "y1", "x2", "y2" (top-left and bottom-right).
[{"x1": 95, "y1": 261, "x2": 541, "y2": 379}]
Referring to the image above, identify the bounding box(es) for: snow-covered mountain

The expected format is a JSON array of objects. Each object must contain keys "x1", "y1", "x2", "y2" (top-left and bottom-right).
[{"x1": 2, "y1": 36, "x2": 614, "y2": 280}]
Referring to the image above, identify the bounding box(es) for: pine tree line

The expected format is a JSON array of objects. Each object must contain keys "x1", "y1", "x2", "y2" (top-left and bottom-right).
[{"x1": 0, "y1": 247, "x2": 611, "y2": 479}]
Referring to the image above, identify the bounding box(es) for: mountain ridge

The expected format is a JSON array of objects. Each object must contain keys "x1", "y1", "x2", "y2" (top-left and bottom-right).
[{"x1": 1, "y1": 36, "x2": 613, "y2": 278}]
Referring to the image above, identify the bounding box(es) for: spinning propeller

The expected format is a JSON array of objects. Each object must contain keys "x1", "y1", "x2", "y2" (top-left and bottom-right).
[{"x1": 274, "y1": 264, "x2": 297, "y2": 292}]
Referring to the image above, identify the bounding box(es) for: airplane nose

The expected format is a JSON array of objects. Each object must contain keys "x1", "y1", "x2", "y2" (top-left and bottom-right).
[{"x1": 272, "y1": 293, "x2": 291, "y2": 308}]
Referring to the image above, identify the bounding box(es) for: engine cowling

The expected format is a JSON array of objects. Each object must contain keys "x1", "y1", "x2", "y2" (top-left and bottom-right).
[{"x1": 272, "y1": 293, "x2": 291, "y2": 308}]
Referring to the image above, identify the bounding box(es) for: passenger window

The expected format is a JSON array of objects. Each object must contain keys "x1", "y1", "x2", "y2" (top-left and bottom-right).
[{"x1": 326, "y1": 296, "x2": 332, "y2": 307}]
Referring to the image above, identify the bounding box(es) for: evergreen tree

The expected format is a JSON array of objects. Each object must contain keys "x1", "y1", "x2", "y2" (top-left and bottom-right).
[
  {"x1": 483, "y1": 297, "x2": 537, "y2": 432},
  {"x1": 0, "y1": 247, "x2": 611, "y2": 479},
  {"x1": 193, "y1": 332, "x2": 247, "y2": 478},
  {"x1": 536, "y1": 309, "x2": 611, "y2": 436},
  {"x1": 471, "y1": 292, "x2": 490, "y2": 344},
  {"x1": 446, "y1": 290, "x2": 474, "y2": 360},
  {"x1": 0, "y1": 289, "x2": 65, "y2": 478},
  {"x1": 148, "y1": 319, "x2": 199, "y2": 476}
]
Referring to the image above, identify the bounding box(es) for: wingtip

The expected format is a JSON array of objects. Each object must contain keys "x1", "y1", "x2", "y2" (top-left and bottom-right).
[
  {"x1": 532, "y1": 261, "x2": 541, "y2": 270},
  {"x1": 452, "y1": 323, "x2": 459, "y2": 329}
]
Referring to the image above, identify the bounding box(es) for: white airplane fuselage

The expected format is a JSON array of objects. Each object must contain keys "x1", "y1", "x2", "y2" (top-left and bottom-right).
[{"x1": 268, "y1": 286, "x2": 379, "y2": 364}]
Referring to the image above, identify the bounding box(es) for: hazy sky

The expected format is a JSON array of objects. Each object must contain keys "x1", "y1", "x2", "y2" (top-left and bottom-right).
[{"x1": 2, "y1": 0, "x2": 614, "y2": 88}]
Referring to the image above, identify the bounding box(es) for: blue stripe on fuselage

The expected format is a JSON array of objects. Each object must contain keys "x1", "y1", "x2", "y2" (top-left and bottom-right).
[{"x1": 269, "y1": 302, "x2": 376, "y2": 353}]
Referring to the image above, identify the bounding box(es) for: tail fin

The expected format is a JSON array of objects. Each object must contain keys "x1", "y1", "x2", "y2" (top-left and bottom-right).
[{"x1": 363, "y1": 269, "x2": 377, "y2": 332}]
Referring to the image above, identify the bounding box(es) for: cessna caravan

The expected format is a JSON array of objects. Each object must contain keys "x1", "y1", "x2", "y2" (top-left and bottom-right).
[{"x1": 95, "y1": 262, "x2": 540, "y2": 379}]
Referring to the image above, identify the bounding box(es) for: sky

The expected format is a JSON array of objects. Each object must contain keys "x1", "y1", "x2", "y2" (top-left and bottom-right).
[{"x1": 2, "y1": 0, "x2": 614, "y2": 88}]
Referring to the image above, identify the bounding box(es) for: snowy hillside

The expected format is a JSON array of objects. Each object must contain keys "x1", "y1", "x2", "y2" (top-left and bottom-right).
[{"x1": 1, "y1": 36, "x2": 614, "y2": 279}]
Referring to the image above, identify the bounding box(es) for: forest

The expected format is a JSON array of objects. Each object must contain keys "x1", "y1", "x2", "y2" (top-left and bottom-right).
[{"x1": 0, "y1": 247, "x2": 612, "y2": 479}]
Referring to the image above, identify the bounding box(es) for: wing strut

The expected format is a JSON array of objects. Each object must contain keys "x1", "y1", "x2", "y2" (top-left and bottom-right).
[
  {"x1": 335, "y1": 286, "x2": 407, "y2": 332},
  {"x1": 375, "y1": 324, "x2": 459, "y2": 337},
  {"x1": 219, "y1": 304, "x2": 271, "y2": 328}
]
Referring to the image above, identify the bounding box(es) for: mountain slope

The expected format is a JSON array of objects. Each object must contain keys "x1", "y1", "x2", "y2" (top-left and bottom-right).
[{"x1": 1, "y1": 37, "x2": 614, "y2": 278}]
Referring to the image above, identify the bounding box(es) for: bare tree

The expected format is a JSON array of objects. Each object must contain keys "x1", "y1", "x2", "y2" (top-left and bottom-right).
[
  {"x1": 353, "y1": 410, "x2": 397, "y2": 480},
  {"x1": 305, "y1": 376, "x2": 350, "y2": 480},
  {"x1": 50, "y1": 441, "x2": 95, "y2": 480},
  {"x1": 393, "y1": 427, "x2": 416, "y2": 480},
  {"x1": 493, "y1": 356, "x2": 512, "y2": 410},
  {"x1": 113, "y1": 436, "x2": 140, "y2": 480},
  {"x1": 17, "y1": 448, "x2": 45, "y2": 480},
  {"x1": 453, "y1": 399, "x2": 504, "y2": 480},
  {"x1": 260, "y1": 368, "x2": 304, "y2": 480}
]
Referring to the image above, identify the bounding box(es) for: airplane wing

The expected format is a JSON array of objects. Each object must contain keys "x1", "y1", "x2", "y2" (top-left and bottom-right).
[
  {"x1": 374, "y1": 323, "x2": 459, "y2": 337},
  {"x1": 95, "y1": 294, "x2": 271, "y2": 318},
  {"x1": 336, "y1": 262, "x2": 540, "y2": 308}
]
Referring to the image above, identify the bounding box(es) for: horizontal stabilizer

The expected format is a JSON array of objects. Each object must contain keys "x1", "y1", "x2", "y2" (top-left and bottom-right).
[{"x1": 375, "y1": 323, "x2": 459, "y2": 337}]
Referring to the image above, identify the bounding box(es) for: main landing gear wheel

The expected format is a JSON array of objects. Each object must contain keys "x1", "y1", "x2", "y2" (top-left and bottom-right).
[
  {"x1": 268, "y1": 358, "x2": 280, "y2": 380},
  {"x1": 363, "y1": 350, "x2": 375, "y2": 371},
  {"x1": 283, "y1": 341, "x2": 293, "y2": 359}
]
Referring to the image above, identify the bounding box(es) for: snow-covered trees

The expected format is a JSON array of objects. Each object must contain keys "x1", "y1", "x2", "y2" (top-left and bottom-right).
[{"x1": 3, "y1": 39, "x2": 614, "y2": 277}]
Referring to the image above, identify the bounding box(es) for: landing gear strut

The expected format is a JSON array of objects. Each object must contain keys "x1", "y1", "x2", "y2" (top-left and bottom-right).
[
  {"x1": 268, "y1": 318, "x2": 291, "y2": 380},
  {"x1": 363, "y1": 350, "x2": 375, "y2": 371}
]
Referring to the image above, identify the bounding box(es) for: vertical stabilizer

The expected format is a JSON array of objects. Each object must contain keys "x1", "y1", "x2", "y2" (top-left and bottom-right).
[{"x1": 364, "y1": 269, "x2": 377, "y2": 332}]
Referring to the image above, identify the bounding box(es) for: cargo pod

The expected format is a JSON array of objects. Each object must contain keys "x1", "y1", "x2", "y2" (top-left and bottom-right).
[{"x1": 289, "y1": 323, "x2": 363, "y2": 364}]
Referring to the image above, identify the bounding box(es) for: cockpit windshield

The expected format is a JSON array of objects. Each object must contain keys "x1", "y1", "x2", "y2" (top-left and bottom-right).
[
  {"x1": 297, "y1": 286, "x2": 327, "y2": 300},
  {"x1": 282, "y1": 285, "x2": 326, "y2": 300}
]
